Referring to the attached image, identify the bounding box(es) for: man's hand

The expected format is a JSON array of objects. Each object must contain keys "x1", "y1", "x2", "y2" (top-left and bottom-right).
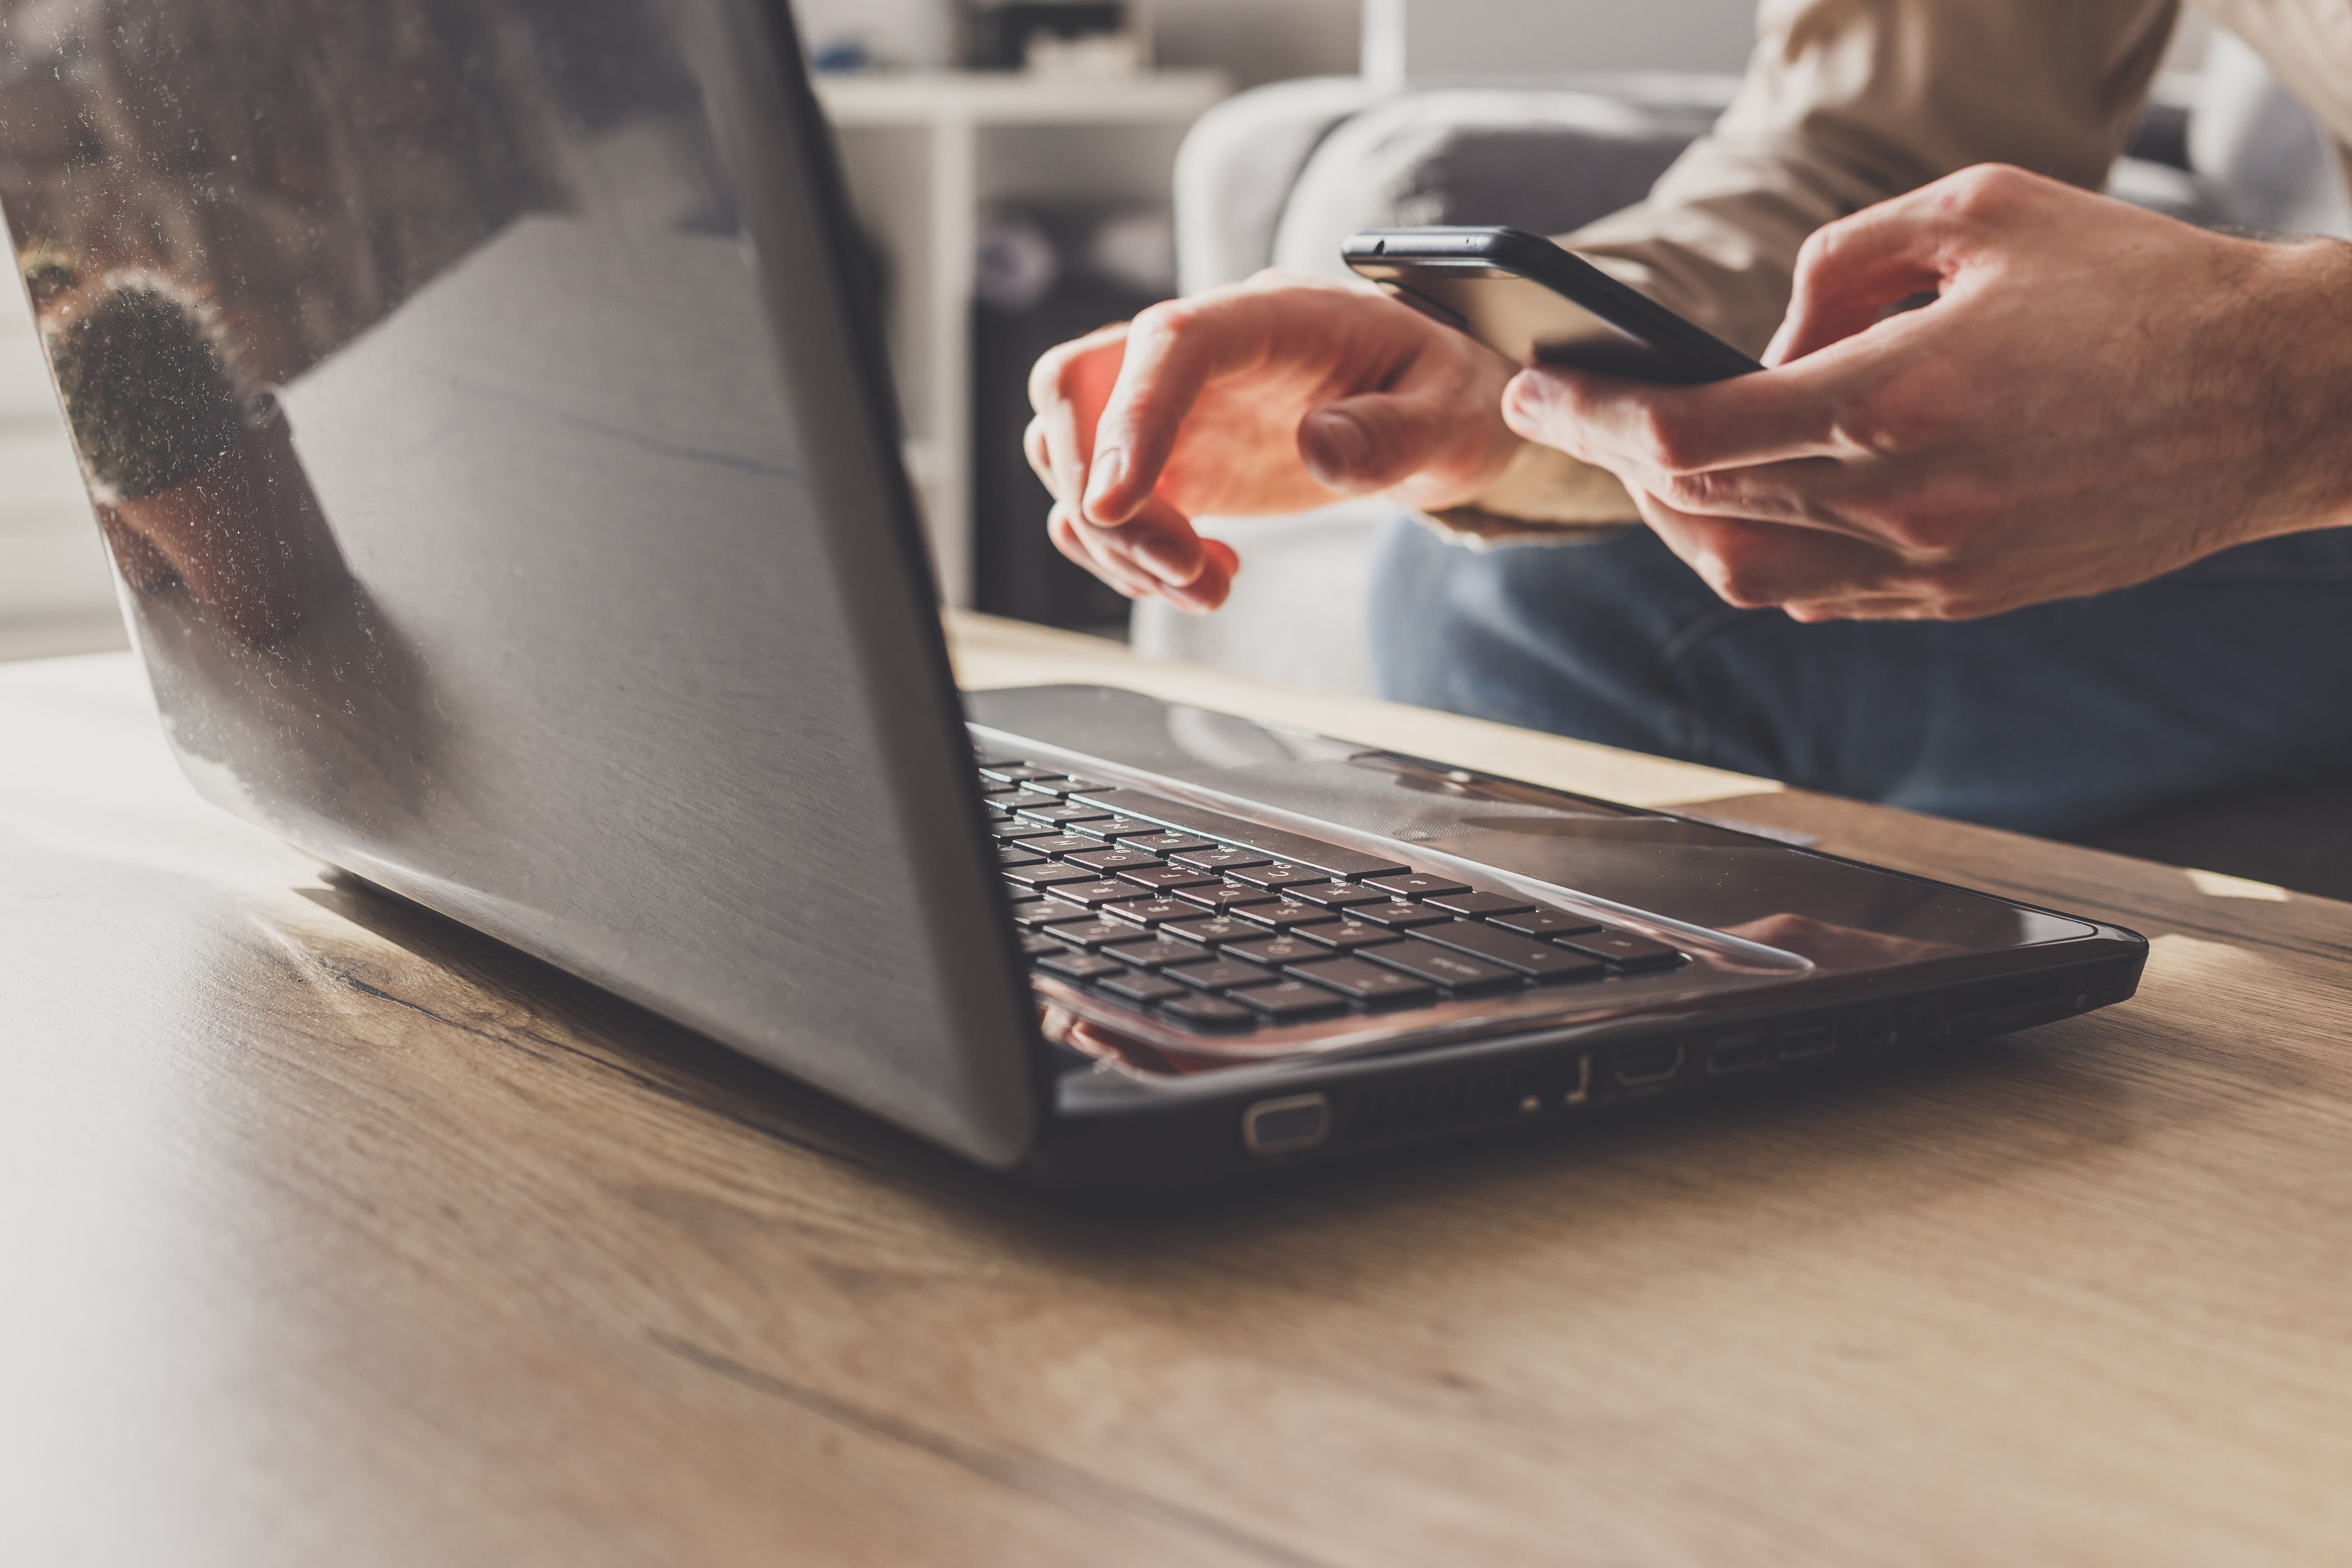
[
  {"x1": 1502, "y1": 164, "x2": 2352, "y2": 621},
  {"x1": 1025, "y1": 272, "x2": 1522, "y2": 613}
]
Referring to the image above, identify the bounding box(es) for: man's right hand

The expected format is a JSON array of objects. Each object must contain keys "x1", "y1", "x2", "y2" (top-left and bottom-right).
[{"x1": 1024, "y1": 271, "x2": 1523, "y2": 613}]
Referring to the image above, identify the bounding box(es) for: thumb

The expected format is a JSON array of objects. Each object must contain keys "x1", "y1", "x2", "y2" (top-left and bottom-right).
[
  {"x1": 1296, "y1": 389, "x2": 1455, "y2": 495},
  {"x1": 1766, "y1": 178, "x2": 1993, "y2": 366}
]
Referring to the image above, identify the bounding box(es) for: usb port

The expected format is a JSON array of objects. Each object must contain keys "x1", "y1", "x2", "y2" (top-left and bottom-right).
[
  {"x1": 1776, "y1": 1024, "x2": 1834, "y2": 1061},
  {"x1": 1705, "y1": 1033, "x2": 1769, "y2": 1074},
  {"x1": 1613, "y1": 1044, "x2": 1683, "y2": 1087}
]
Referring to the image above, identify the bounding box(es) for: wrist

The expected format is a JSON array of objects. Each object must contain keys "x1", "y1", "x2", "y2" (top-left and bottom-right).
[{"x1": 2242, "y1": 238, "x2": 2352, "y2": 542}]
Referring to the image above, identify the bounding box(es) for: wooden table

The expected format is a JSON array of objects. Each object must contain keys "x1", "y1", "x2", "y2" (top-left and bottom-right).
[{"x1": 5, "y1": 611, "x2": 2350, "y2": 1566}]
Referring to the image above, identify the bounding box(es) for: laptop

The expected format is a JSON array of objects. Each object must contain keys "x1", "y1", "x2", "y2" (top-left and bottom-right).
[{"x1": 2, "y1": 0, "x2": 2144, "y2": 1197}]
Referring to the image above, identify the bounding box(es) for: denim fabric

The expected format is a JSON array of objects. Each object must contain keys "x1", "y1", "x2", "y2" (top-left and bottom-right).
[{"x1": 1365, "y1": 515, "x2": 2352, "y2": 836}]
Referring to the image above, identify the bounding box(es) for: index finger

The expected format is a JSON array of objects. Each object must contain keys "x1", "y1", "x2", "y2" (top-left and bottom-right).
[
  {"x1": 1079, "y1": 294, "x2": 1294, "y2": 525},
  {"x1": 1027, "y1": 322, "x2": 1131, "y2": 512}
]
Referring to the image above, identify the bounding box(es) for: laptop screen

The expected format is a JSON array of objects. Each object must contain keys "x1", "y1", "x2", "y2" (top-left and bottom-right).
[{"x1": 0, "y1": 0, "x2": 1040, "y2": 1163}]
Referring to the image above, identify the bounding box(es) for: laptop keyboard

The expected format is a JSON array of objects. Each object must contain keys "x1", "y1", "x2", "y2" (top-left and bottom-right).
[{"x1": 980, "y1": 756, "x2": 1687, "y2": 1034}]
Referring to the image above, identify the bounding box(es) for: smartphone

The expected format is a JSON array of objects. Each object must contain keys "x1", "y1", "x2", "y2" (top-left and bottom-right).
[{"x1": 1342, "y1": 226, "x2": 1762, "y2": 384}]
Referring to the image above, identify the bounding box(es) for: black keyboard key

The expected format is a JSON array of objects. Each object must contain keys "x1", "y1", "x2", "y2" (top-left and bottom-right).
[
  {"x1": 1118, "y1": 832, "x2": 1217, "y2": 857},
  {"x1": 1487, "y1": 908, "x2": 1605, "y2": 939},
  {"x1": 980, "y1": 765, "x2": 1061, "y2": 784},
  {"x1": 994, "y1": 821, "x2": 1063, "y2": 843},
  {"x1": 1284, "y1": 957, "x2": 1436, "y2": 1006},
  {"x1": 1100, "y1": 897, "x2": 1199, "y2": 928},
  {"x1": 1043, "y1": 918, "x2": 1147, "y2": 949},
  {"x1": 1035, "y1": 950, "x2": 1124, "y2": 983},
  {"x1": 1224, "y1": 934, "x2": 1333, "y2": 968},
  {"x1": 1066, "y1": 847, "x2": 1164, "y2": 874},
  {"x1": 1104, "y1": 938, "x2": 1210, "y2": 971},
  {"x1": 1078, "y1": 789, "x2": 1412, "y2": 881},
  {"x1": 1024, "y1": 775, "x2": 1107, "y2": 796},
  {"x1": 1054, "y1": 879, "x2": 1158, "y2": 908},
  {"x1": 1556, "y1": 929, "x2": 1687, "y2": 972},
  {"x1": 1010, "y1": 899, "x2": 1088, "y2": 929},
  {"x1": 1293, "y1": 919, "x2": 1404, "y2": 953},
  {"x1": 970, "y1": 754, "x2": 1029, "y2": 771},
  {"x1": 1003, "y1": 862, "x2": 1100, "y2": 889},
  {"x1": 1364, "y1": 938, "x2": 1522, "y2": 993},
  {"x1": 996, "y1": 791, "x2": 1060, "y2": 814},
  {"x1": 1117, "y1": 865, "x2": 1219, "y2": 894},
  {"x1": 1167, "y1": 846, "x2": 1271, "y2": 874},
  {"x1": 1424, "y1": 890, "x2": 1537, "y2": 918},
  {"x1": 1225, "y1": 861, "x2": 1327, "y2": 890},
  {"x1": 1173, "y1": 881, "x2": 1281, "y2": 913},
  {"x1": 1230, "y1": 980, "x2": 1350, "y2": 1023},
  {"x1": 985, "y1": 801, "x2": 1011, "y2": 820},
  {"x1": 1072, "y1": 817, "x2": 1163, "y2": 842},
  {"x1": 978, "y1": 778, "x2": 1023, "y2": 795},
  {"x1": 999, "y1": 846, "x2": 1047, "y2": 868},
  {"x1": 1100, "y1": 971, "x2": 1189, "y2": 1005},
  {"x1": 1019, "y1": 933, "x2": 1067, "y2": 957},
  {"x1": 1347, "y1": 897, "x2": 1455, "y2": 930},
  {"x1": 1415, "y1": 920, "x2": 1608, "y2": 981},
  {"x1": 1284, "y1": 881, "x2": 1390, "y2": 909},
  {"x1": 1363, "y1": 873, "x2": 1472, "y2": 900},
  {"x1": 1234, "y1": 900, "x2": 1341, "y2": 933},
  {"x1": 1017, "y1": 802, "x2": 1113, "y2": 827},
  {"x1": 1015, "y1": 833, "x2": 1102, "y2": 858},
  {"x1": 1160, "y1": 915, "x2": 1267, "y2": 947},
  {"x1": 1162, "y1": 994, "x2": 1256, "y2": 1030},
  {"x1": 1163, "y1": 959, "x2": 1282, "y2": 992}
]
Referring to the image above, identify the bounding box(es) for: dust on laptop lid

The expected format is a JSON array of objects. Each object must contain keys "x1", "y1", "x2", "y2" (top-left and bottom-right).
[{"x1": 0, "y1": 0, "x2": 1039, "y2": 1163}]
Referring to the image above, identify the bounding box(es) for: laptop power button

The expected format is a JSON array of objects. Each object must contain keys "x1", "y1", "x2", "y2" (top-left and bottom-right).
[{"x1": 1242, "y1": 1093, "x2": 1331, "y2": 1156}]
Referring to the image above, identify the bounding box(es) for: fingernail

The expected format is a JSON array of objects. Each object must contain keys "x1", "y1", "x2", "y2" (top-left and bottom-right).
[
  {"x1": 1134, "y1": 534, "x2": 1200, "y2": 586},
  {"x1": 1083, "y1": 448, "x2": 1125, "y2": 518}
]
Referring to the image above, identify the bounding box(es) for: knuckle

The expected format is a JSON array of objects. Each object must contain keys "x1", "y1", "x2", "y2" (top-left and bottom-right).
[
  {"x1": 1694, "y1": 543, "x2": 1776, "y2": 609},
  {"x1": 1938, "y1": 163, "x2": 2028, "y2": 224},
  {"x1": 1130, "y1": 299, "x2": 1194, "y2": 342},
  {"x1": 1662, "y1": 469, "x2": 1723, "y2": 512},
  {"x1": 1837, "y1": 382, "x2": 1946, "y2": 460},
  {"x1": 1640, "y1": 405, "x2": 1699, "y2": 471},
  {"x1": 1795, "y1": 219, "x2": 1850, "y2": 275},
  {"x1": 1028, "y1": 345, "x2": 1081, "y2": 407}
]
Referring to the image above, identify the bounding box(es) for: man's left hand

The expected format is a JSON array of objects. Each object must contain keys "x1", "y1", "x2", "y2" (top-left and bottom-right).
[{"x1": 1503, "y1": 164, "x2": 2352, "y2": 621}]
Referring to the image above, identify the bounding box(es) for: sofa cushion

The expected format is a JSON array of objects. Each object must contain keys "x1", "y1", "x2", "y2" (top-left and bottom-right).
[
  {"x1": 1172, "y1": 76, "x2": 1390, "y2": 293},
  {"x1": 1271, "y1": 85, "x2": 1728, "y2": 279}
]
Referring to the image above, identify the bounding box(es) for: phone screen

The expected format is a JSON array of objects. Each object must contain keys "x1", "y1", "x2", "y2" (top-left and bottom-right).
[{"x1": 1352, "y1": 261, "x2": 1714, "y2": 381}]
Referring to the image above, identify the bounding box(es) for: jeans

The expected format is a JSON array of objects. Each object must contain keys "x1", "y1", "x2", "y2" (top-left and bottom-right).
[{"x1": 1366, "y1": 516, "x2": 2352, "y2": 837}]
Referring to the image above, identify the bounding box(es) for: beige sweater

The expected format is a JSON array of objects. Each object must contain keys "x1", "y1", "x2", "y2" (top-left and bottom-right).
[{"x1": 1452, "y1": 0, "x2": 2352, "y2": 535}]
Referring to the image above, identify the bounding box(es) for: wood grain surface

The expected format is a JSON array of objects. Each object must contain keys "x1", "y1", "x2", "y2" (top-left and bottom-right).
[{"x1": 4, "y1": 614, "x2": 2349, "y2": 1567}]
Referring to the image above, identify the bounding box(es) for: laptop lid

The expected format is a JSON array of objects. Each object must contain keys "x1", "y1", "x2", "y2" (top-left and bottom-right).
[{"x1": 0, "y1": 0, "x2": 1041, "y2": 1164}]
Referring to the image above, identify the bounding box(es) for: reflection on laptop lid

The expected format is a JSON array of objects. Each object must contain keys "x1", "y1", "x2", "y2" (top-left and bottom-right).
[{"x1": 1, "y1": 0, "x2": 1039, "y2": 1163}]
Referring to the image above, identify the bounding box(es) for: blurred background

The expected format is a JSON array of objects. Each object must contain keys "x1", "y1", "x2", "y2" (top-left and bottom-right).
[{"x1": 0, "y1": 0, "x2": 2218, "y2": 654}]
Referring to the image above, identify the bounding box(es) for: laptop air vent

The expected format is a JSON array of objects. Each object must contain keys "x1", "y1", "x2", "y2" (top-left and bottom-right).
[{"x1": 1336, "y1": 1066, "x2": 1548, "y2": 1146}]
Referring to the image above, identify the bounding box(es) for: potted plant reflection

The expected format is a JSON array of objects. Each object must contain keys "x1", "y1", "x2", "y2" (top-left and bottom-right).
[{"x1": 31, "y1": 251, "x2": 350, "y2": 644}]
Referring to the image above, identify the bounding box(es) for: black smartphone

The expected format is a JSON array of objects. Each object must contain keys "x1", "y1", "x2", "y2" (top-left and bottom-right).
[{"x1": 1342, "y1": 226, "x2": 1763, "y2": 384}]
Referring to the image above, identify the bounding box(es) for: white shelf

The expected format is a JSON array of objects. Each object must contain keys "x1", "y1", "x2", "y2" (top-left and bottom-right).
[
  {"x1": 817, "y1": 70, "x2": 1229, "y2": 608},
  {"x1": 816, "y1": 69, "x2": 1230, "y2": 126}
]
